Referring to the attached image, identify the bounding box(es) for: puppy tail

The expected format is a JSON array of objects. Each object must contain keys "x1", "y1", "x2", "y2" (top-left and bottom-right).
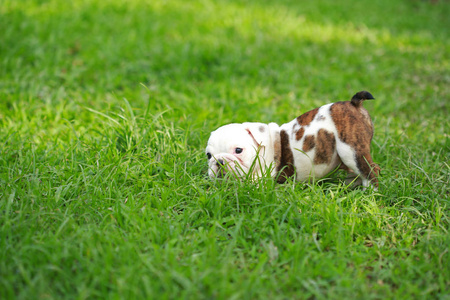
[{"x1": 350, "y1": 91, "x2": 375, "y2": 107}]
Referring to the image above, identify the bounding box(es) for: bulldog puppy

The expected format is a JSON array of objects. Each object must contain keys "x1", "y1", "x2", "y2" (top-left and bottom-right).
[{"x1": 206, "y1": 91, "x2": 380, "y2": 189}]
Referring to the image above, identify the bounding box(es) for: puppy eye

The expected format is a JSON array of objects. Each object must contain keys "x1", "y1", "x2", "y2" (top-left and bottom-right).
[
  {"x1": 235, "y1": 148, "x2": 243, "y2": 154},
  {"x1": 206, "y1": 153, "x2": 212, "y2": 160}
]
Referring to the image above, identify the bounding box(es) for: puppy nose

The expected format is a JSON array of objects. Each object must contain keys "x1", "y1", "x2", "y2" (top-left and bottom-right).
[{"x1": 216, "y1": 159, "x2": 224, "y2": 166}]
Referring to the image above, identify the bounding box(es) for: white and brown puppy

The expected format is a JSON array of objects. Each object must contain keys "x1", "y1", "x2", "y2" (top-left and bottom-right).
[{"x1": 206, "y1": 91, "x2": 380, "y2": 189}]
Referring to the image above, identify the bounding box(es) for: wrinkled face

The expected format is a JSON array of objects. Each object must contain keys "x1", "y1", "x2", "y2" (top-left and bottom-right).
[{"x1": 205, "y1": 124, "x2": 263, "y2": 179}]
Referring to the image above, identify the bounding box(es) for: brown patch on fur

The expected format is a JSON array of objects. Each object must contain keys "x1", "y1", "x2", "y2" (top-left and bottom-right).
[
  {"x1": 302, "y1": 135, "x2": 315, "y2": 152},
  {"x1": 295, "y1": 127, "x2": 305, "y2": 141},
  {"x1": 297, "y1": 108, "x2": 319, "y2": 126},
  {"x1": 272, "y1": 130, "x2": 281, "y2": 168},
  {"x1": 356, "y1": 155, "x2": 380, "y2": 187},
  {"x1": 314, "y1": 129, "x2": 336, "y2": 164},
  {"x1": 330, "y1": 102, "x2": 374, "y2": 148},
  {"x1": 259, "y1": 125, "x2": 265, "y2": 133},
  {"x1": 330, "y1": 101, "x2": 379, "y2": 186},
  {"x1": 276, "y1": 130, "x2": 295, "y2": 183}
]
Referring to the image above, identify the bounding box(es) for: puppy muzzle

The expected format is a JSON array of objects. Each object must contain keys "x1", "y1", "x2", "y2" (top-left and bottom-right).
[{"x1": 208, "y1": 154, "x2": 246, "y2": 179}]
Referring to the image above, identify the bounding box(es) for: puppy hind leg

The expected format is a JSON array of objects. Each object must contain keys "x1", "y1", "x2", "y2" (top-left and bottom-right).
[
  {"x1": 336, "y1": 143, "x2": 377, "y2": 190},
  {"x1": 355, "y1": 152, "x2": 380, "y2": 191},
  {"x1": 336, "y1": 143, "x2": 362, "y2": 182}
]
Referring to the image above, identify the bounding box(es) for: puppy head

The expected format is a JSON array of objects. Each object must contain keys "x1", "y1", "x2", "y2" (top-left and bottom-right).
[{"x1": 205, "y1": 122, "x2": 271, "y2": 179}]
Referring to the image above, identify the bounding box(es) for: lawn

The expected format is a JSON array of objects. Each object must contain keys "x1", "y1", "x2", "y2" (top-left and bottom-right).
[{"x1": 1, "y1": 0, "x2": 449, "y2": 298}]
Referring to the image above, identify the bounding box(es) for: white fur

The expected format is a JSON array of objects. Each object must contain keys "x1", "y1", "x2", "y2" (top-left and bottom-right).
[
  {"x1": 206, "y1": 102, "x2": 376, "y2": 189},
  {"x1": 206, "y1": 123, "x2": 278, "y2": 179},
  {"x1": 279, "y1": 104, "x2": 341, "y2": 181}
]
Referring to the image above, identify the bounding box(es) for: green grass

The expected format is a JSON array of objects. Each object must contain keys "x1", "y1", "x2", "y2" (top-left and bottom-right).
[{"x1": 1, "y1": 0, "x2": 449, "y2": 298}]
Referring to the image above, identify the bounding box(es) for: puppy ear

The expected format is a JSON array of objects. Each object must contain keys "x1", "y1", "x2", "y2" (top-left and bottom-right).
[{"x1": 243, "y1": 122, "x2": 271, "y2": 148}]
